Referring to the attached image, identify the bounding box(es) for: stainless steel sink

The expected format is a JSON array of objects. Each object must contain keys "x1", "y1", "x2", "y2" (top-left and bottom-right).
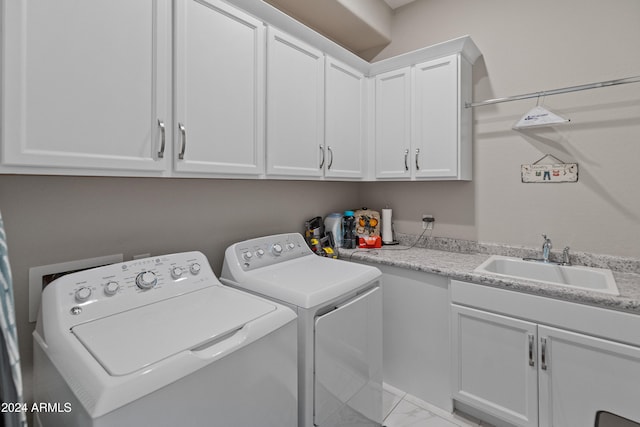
[{"x1": 474, "y1": 255, "x2": 619, "y2": 295}]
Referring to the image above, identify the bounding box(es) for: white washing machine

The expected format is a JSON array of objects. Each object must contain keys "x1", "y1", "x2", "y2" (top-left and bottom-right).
[
  {"x1": 221, "y1": 233, "x2": 383, "y2": 427},
  {"x1": 33, "y1": 251, "x2": 297, "y2": 427}
]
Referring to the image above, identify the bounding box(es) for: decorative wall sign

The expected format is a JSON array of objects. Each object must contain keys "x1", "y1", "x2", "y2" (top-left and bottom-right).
[{"x1": 521, "y1": 154, "x2": 578, "y2": 183}]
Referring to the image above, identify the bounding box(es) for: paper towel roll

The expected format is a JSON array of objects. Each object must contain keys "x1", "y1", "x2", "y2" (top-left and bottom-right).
[{"x1": 382, "y1": 208, "x2": 393, "y2": 243}]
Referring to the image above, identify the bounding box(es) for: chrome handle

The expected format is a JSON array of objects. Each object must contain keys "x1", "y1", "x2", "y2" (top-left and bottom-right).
[
  {"x1": 404, "y1": 149, "x2": 409, "y2": 171},
  {"x1": 157, "y1": 120, "x2": 166, "y2": 159},
  {"x1": 541, "y1": 337, "x2": 547, "y2": 370},
  {"x1": 319, "y1": 144, "x2": 325, "y2": 169},
  {"x1": 415, "y1": 148, "x2": 420, "y2": 170},
  {"x1": 178, "y1": 123, "x2": 186, "y2": 160},
  {"x1": 528, "y1": 334, "x2": 535, "y2": 367},
  {"x1": 327, "y1": 146, "x2": 334, "y2": 170}
]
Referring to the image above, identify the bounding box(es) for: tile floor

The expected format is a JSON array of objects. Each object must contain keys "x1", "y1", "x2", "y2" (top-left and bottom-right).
[{"x1": 383, "y1": 384, "x2": 495, "y2": 427}]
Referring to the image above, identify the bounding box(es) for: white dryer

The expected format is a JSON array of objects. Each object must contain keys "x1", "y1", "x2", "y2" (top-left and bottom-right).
[
  {"x1": 33, "y1": 251, "x2": 297, "y2": 427},
  {"x1": 221, "y1": 233, "x2": 383, "y2": 427}
]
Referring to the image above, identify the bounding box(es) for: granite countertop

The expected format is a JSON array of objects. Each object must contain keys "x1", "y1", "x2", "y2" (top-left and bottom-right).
[{"x1": 339, "y1": 243, "x2": 640, "y2": 315}]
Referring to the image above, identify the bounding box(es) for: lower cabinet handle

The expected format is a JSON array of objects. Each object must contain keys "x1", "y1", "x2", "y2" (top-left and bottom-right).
[
  {"x1": 541, "y1": 337, "x2": 547, "y2": 370},
  {"x1": 404, "y1": 149, "x2": 409, "y2": 171},
  {"x1": 327, "y1": 146, "x2": 334, "y2": 170},
  {"x1": 415, "y1": 148, "x2": 421, "y2": 170},
  {"x1": 178, "y1": 123, "x2": 186, "y2": 160},
  {"x1": 157, "y1": 119, "x2": 166, "y2": 159},
  {"x1": 319, "y1": 145, "x2": 325, "y2": 169},
  {"x1": 528, "y1": 334, "x2": 535, "y2": 367}
]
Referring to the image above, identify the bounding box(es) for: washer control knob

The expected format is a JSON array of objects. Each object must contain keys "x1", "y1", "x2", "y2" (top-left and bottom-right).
[
  {"x1": 75, "y1": 287, "x2": 92, "y2": 302},
  {"x1": 104, "y1": 281, "x2": 120, "y2": 296},
  {"x1": 189, "y1": 263, "x2": 201, "y2": 275},
  {"x1": 136, "y1": 271, "x2": 157, "y2": 290},
  {"x1": 271, "y1": 243, "x2": 283, "y2": 256},
  {"x1": 242, "y1": 251, "x2": 253, "y2": 261},
  {"x1": 171, "y1": 266, "x2": 184, "y2": 279},
  {"x1": 256, "y1": 249, "x2": 265, "y2": 257},
  {"x1": 286, "y1": 243, "x2": 295, "y2": 250}
]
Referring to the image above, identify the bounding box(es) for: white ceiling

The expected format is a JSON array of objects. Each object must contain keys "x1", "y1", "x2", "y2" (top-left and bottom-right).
[{"x1": 383, "y1": 0, "x2": 416, "y2": 9}]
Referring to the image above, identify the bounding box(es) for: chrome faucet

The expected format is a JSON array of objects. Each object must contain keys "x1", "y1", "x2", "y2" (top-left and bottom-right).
[
  {"x1": 541, "y1": 234, "x2": 552, "y2": 263},
  {"x1": 562, "y1": 246, "x2": 571, "y2": 266}
]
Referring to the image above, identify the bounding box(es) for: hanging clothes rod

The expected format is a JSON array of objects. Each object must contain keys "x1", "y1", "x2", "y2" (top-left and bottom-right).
[{"x1": 465, "y1": 75, "x2": 640, "y2": 108}]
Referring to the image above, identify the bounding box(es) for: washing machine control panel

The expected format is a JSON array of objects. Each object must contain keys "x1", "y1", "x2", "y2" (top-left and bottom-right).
[
  {"x1": 232, "y1": 233, "x2": 313, "y2": 271},
  {"x1": 42, "y1": 251, "x2": 218, "y2": 327}
]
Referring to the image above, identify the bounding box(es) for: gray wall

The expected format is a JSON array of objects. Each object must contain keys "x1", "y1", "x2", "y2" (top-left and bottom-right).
[
  {"x1": 363, "y1": 0, "x2": 640, "y2": 256},
  {"x1": 0, "y1": 175, "x2": 359, "y2": 402}
]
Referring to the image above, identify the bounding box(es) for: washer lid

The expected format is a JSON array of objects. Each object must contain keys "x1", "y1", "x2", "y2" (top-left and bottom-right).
[
  {"x1": 72, "y1": 286, "x2": 275, "y2": 376},
  {"x1": 228, "y1": 256, "x2": 381, "y2": 308}
]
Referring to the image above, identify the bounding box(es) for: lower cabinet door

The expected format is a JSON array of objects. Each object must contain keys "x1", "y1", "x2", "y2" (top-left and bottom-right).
[
  {"x1": 451, "y1": 305, "x2": 539, "y2": 427},
  {"x1": 538, "y1": 325, "x2": 640, "y2": 427},
  {"x1": 314, "y1": 287, "x2": 382, "y2": 426}
]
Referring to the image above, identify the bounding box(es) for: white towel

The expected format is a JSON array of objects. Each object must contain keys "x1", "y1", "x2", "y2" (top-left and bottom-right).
[{"x1": 0, "y1": 211, "x2": 26, "y2": 427}]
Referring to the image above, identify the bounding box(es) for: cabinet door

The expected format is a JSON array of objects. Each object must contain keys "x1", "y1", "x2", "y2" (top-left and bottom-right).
[
  {"x1": 374, "y1": 67, "x2": 411, "y2": 179},
  {"x1": 266, "y1": 28, "x2": 324, "y2": 178},
  {"x1": 538, "y1": 325, "x2": 640, "y2": 427},
  {"x1": 451, "y1": 305, "x2": 539, "y2": 427},
  {"x1": 324, "y1": 57, "x2": 365, "y2": 179},
  {"x1": 412, "y1": 55, "x2": 459, "y2": 179},
  {"x1": 381, "y1": 266, "x2": 452, "y2": 412},
  {"x1": 2, "y1": 0, "x2": 170, "y2": 172},
  {"x1": 315, "y1": 287, "x2": 382, "y2": 426},
  {"x1": 174, "y1": 0, "x2": 264, "y2": 176}
]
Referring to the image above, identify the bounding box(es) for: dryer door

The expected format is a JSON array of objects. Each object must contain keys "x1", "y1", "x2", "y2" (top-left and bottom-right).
[{"x1": 314, "y1": 286, "x2": 382, "y2": 426}]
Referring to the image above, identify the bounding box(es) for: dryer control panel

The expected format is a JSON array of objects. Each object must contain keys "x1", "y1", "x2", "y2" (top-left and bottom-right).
[
  {"x1": 40, "y1": 251, "x2": 218, "y2": 327},
  {"x1": 229, "y1": 233, "x2": 313, "y2": 271}
]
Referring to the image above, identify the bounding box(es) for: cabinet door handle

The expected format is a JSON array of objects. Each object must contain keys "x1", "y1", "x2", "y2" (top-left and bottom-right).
[
  {"x1": 178, "y1": 123, "x2": 186, "y2": 160},
  {"x1": 327, "y1": 146, "x2": 334, "y2": 170},
  {"x1": 528, "y1": 334, "x2": 535, "y2": 367},
  {"x1": 319, "y1": 144, "x2": 325, "y2": 169},
  {"x1": 415, "y1": 148, "x2": 421, "y2": 170},
  {"x1": 404, "y1": 149, "x2": 409, "y2": 171},
  {"x1": 157, "y1": 119, "x2": 166, "y2": 159},
  {"x1": 540, "y1": 337, "x2": 548, "y2": 370}
]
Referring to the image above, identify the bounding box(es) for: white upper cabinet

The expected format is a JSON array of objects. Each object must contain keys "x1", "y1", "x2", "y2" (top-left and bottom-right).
[
  {"x1": 373, "y1": 53, "x2": 474, "y2": 181},
  {"x1": 374, "y1": 67, "x2": 412, "y2": 179},
  {"x1": 1, "y1": 0, "x2": 479, "y2": 182},
  {"x1": 413, "y1": 55, "x2": 468, "y2": 179},
  {"x1": 266, "y1": 28, "x2": 325, "y2": 178},
  {"x1": 174, "y1": 0, "x2": 265, "y2": 176},
  {"x1": 324, "y1": 57, "x2": 366, "y2": 179},
  {"x1": 1, "y1": 0, "x2": 171, "y2": 173}
]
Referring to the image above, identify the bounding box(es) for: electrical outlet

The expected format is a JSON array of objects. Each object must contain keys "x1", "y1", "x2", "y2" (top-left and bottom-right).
[{"x1": 422, "y1": 214, "x2": 434, "y2": 230}]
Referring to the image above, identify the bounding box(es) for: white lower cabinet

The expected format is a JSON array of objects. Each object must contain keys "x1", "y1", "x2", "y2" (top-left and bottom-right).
[
  {"x1": 451, "y1": 305, "x2": 538, "y2": 427},
  {"x1": 451, "y1": 281, "x2": 640, "y2": 427},
  {"x1": 357, "y1": 263, "x2": 452, "y2": 411},
  {"x1": 538, "y1": 325, "x2": 640, "y2": 427}
]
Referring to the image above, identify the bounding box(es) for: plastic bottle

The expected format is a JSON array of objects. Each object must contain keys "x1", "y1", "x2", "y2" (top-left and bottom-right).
[
  {"x1": 324, "y1": 213, "x2": 343, "y2": 248},
  {"x1": 342, "y1": 210, "x2": 357, "y2": 249}
]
